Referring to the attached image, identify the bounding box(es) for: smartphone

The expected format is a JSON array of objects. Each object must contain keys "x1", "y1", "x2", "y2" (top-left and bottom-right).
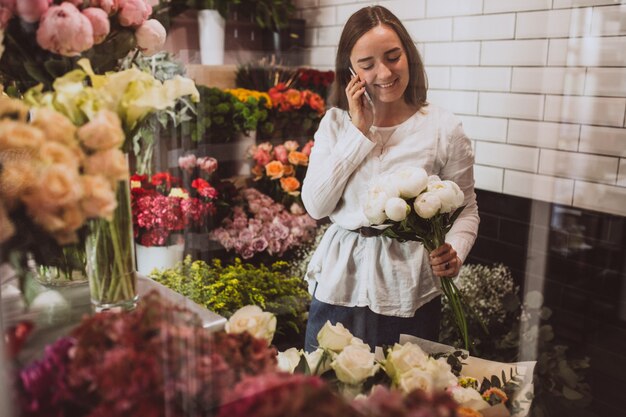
[{"x1": 349, "y1": 67, "x2": 374, "y2": 107}]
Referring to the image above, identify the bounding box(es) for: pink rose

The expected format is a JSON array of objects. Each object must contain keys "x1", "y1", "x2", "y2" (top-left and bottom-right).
[
  {"x1": 118, "y1": 0, "x2": 151, "y2": 28},
  {"x1": 273, "y1": 145, "x2": 288, "y2": 164},
  {"x1": 135, "y1": 18, "x2": 166, "y2": 56},
  {"x1": 302, "y1": 140, "x2": 314, "y2": 156},
  {"x1": 253, "y1": 148, "x2": 271, "y2": 167},
  {"x1": 178, "y1": 154, "x2": 197, "y2": 172},
  {"x1": 36, "y1": 3, "x2": 94, "y2": 56},
  {"x1": 197, "y1": 156, "x2": 218, "y2": 175},
  {"x1": 82, "y1": 7, "x2": 110, "y2": 44},
  {"x1": 16, "y1": 0, "x2": 50, "y2": 23},
  {"x1": 92, "y1": 0, "x2": 120, "y2": 15},
  {"x1": 283, "y1": 140, "x2": 298, "y2": 152},
  {"x1": 289, "y1": 203, "x2": 305, "y2": 215}
]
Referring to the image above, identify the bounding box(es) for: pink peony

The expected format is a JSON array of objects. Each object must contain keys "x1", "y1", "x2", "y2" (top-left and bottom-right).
[
  {"x1": 197, "y1": 156, "x2": 218, "y2": 175},
  {"x1": 118, "y1": 0, "x2": 151, "y2": 28},
  {"x1": 178, "y1": 154, "x2": 197, "y2": 172},
  {"x1": 92, "y1": 0, "x2": 120, "y2": 15},
  {"x1": 273, "y1": 145, "x2": 288, "y2": 164},
  {"x1": 16, "y1": 0, "x2": 50, "y2": 23},
  {"x1": 82, "y1": 7, "x2": 110, "y2": 44},
  {"x1": 36, "y1": 3, "x2": 93, "y2": 56},
  {"x1": 135, "y1": 18, "x2": 166, "y2": 56}
]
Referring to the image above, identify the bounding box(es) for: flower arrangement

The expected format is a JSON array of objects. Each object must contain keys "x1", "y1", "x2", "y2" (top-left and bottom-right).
[
  {"x1": 248, "y1": 139, "x2": 314, "y2": 208},
  {"x1": 294, "y1": 68, "x2": 335, "y2": 100},
  {"x1": 259, "y1": 82, "x2": 325, "y2": 141},
  {"x1": 0, "y1": 96, "x2": 126, "y2": 286},
  {"x1": 130, "y1": 171, "x2": 218, "y2": 247},
  {"x1": 0, "y1": 0, "x2": 168, "y2": 94},
  {"x1": 14, "y1": 291, "x2": 279, "y2": 417},
  {"x1": 363, "y1": 167, "x2": 483, "y2": 351},
  {"x1": 209, "y1": 187, "x2": 318, "y2": 260},
  {"x1": 149, "y1": 256, "x2": 311, "y2": 337}
]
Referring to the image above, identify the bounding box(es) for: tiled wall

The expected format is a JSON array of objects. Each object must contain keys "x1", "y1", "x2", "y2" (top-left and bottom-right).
[{"x1": 293, "y1": 0, "x2": 626, "y2": 217}]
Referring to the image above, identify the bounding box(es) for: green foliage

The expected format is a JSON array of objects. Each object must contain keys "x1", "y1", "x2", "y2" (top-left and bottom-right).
[{"x1": 150, "y1": 256, "x2": 311, "y2": 336}]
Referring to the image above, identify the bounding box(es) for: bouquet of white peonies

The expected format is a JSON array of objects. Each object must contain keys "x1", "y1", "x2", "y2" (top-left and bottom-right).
[{"x1": 363, "y1": 167, "x2": 484, "y2": 350}]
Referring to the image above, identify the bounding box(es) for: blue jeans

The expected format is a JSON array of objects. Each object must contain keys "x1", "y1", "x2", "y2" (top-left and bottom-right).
[{"x1": 304, "y1": 295, "x2": 441, "y2": 352}]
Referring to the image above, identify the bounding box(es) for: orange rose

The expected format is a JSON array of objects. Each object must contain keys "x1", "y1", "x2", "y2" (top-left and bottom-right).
[
  {"x1": 265, "y1": 160, "x2": 284, "y2": 179},
  {"x1": 31, "y1": 108, "x2": 78, "y2": 149},
  {"x1": 285, "y1": 89, "x2": 304, "y2": 109},
  {"x1": 456, "y1": 407, "x2": 483, "y2": 417},
  {"x1": 280, "y1": 176, "x2": 300, "y2": 194},
  {"x1": 282, "y1": 164, "x2": 295, "y2": 177},
  {"x1": 308, "y1": 92, "x2": 326, "y2": 114},
  {"x1": 251, "y1": 164, "x2": 264, "y2": 181},
  {"x1": 288, "y1": 151, "x2": 308, "y2": 166},
  {"x1": 0, "y1": 120, "x2": 45, "y2": 152}
]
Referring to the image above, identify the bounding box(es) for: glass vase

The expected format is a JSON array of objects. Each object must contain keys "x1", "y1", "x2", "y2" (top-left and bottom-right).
[
  {"x1": 36, "y1": 244, "x2": 88, "y2": 287},
  {"x1": 85, "y1": 179, "x2": 137, "y2": 312}
]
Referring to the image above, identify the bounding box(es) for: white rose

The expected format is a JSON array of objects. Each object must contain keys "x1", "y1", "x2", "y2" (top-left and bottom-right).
[
  {"x1": 424, "y1": 357, "x2": 458, "y2": 391},
  {"x1": 305, "y1": 348, "x2": 333, "y2": 375},
  {"x1": 225, "y1": 305, "x2": 277, "y2": 345},
  {"x1": 385, "y1": 197, "x2": 410, "y2": 222},
  {"x1": 448, "y1": 386, "x2": 490, "y2": 410},
  {"x1": 385, "y1": 342, "x2": 429, "y2": 382},
  {"x1": 398, "y1": 367, "x2": 433, "y2": 394},
  {"x1": 427, "y1": 180, "x2": 461, "y2": 213},
  {"x1": 331, "y1": 345, "x2": 379, "y2": 385},
  {"x1": 317, "y1": 320, "x2": 354, "y2": 351},
  {"x1": 349, "y1": 337, "x2": 372, "y2": 352},
  {"x1": 277, "y1": 348, "x2": 302, "y2": 373},
  {"x1": 363, "y1": 184, "x2": 390, "y2": 225},
  {"x1": 413, "y1": 192, "x2": 441, "y2": 219},
  {"x1": 393, "y1": 167, "x2": 428, "y2": 198}
]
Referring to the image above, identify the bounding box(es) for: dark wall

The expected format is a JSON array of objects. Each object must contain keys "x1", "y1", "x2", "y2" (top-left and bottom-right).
[{"x1": 467, "y1": 189, "x2": 626, "y2": 417}]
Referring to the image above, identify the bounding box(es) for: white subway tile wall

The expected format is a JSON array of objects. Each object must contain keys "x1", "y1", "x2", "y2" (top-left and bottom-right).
[{"x1": 293, "y1": 0, "x2": 626, "y2": 216}]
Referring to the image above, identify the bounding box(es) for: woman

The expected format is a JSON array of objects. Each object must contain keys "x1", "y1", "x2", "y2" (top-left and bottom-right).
[{"x1": 301, "y1": 6, "x2": 479, "y2": 351}]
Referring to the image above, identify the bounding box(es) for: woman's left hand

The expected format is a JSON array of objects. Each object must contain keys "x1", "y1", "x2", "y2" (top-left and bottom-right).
[{"x1": 429, "y1": 243, "x2": 462, "y2": 278}]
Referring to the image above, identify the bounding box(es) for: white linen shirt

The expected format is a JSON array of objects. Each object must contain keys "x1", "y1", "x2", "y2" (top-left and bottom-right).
[{"x1": 301, "y1": 105, "x2": 479, "y2": 317}]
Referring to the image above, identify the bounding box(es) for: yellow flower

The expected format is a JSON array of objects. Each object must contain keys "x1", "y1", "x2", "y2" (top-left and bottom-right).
[{"x1": 168, "y1": 187, "x2": 189, "y2": 199}]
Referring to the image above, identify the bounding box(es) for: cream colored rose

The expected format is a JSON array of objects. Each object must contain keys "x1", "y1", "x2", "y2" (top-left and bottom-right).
[
  {"x1": 331, "y1": 344, "x2": 379, "y2": 385},
  {"x1": 277, "y1": 348, "x2": 302, "y2": 373},
  {"x1": 317, "y1": 321, "x2": 354, "y2": 352},
  {"x1": 424, "y1": 357, "x2": 458, "y2": 391},
  {"x1": 0, "y1": 120, "x2": 45, "y2": 151},
  {"x1": 85, "y1": 149, "x2": 129, "y2": 182},
  {"x1": 29, "y1": 206, "x2": 65, "y2": 233},
  {"x1": 39, "y1": 141, "x2": 81, "y2": 170},
  {"x1": 398, "y1": 367, "x2": 433, "y2": 394},
  {"x1": 30, "y1": 108, "x2": 78, "y2": 148},
  {"x1": 0, "y1": 158, "x2": 37, "y2": 207},
  {"x1": 384, "y1": 343, "x2": 429, "y2": 382},
  {"x1": 78, "y1": 110, "x2": 125, "y2": 151},
  {"x1": 80, "y1": 175, "x2": 117, "y2": 221},
  {"x1": 25, "y1": 164, "x2": 83, "y2": 209},
  {"x1": 0, "y1": 204, "x2": 15, "y2": 244},
  {"x1": 225, "y1": 305, "x2": 277, "y2": 345},
  {"x1": 304, "y1": 348, "x2": 333, "y2": 375},
  {"x1": 0, "y1": 96, "x2": 29, "y2": 122},
  {"x1": 60, "y1": 203, "x2": 86, "y2": 233}
]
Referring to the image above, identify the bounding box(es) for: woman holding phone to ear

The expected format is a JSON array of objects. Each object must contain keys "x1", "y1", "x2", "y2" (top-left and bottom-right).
[{"x1": 301, "y1": 6, "x2": 479, "y2": 351}]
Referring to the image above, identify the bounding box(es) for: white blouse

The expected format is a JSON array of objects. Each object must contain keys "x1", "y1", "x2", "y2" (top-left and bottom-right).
[{"x1": 301, "y1": 105, "x2": 479, "y2": 318}]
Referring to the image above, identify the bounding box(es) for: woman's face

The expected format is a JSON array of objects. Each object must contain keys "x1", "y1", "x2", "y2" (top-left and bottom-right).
[{"x1": 349, "y1": 24, "x2": 410, "y2": 105}]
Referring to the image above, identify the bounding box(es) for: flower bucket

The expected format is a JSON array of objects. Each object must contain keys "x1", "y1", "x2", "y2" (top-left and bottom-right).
[
  {"x1": 135, "y1": 242, "x2": 185, "y2": 276},
  {"x1": 198, "y1": 9, "x2": 225, "y2": 65},
  {"x1": 85, "y1": 179, "x2": 137, "y2": 312}
]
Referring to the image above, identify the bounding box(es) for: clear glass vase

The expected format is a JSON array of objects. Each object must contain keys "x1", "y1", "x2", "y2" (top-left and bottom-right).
[
  {"x1": 85, "y1": 179, "x2": 137, "y2": 312},
  {"x1": 36, "y1": 244, "x2": 88, "y2": 287}
]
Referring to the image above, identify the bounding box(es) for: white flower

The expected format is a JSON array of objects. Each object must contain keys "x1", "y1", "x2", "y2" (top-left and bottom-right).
[
  {"x1": 424, "y1": 357, "x2": 458, "y2": 391},
  {"x1": 364, "y1": 184, "x2": 390, "y2": 224},
  {"x1": 397, "y1": 367, "x2": 433, "y2": 393},
  {"x1": 331, "y1": 344, "x2": 380, "y2": 385},
  {"x1": 393, "y1": 167, "x2": 428, "y2": 198},
  {"x1": 317, "y1": 320, "x2": 354, "y2": 351},
  {"x1": 385, "y1": 197, "x2": 410, "y2": 222},
  {"x1": 305, "y1": 348, "x2": 333, "y2": 375},
  {"x1": 428, "y1": 175, "x2": 441, "y2": 184},
  {"x1": 427, "y1": 180, "x2": 463, "y2": 213},
  {"x1": 448, "y1": 386, "x2": 490, "y2": 410},
  {"x1": 225, "y1": 305, "x2": 277, "y2": 345},
  {"x1": 277, "y1": 348, "x2": 302, "y2": 373},
  {"x1": 413, "y1": 192, "x2": 441, "y2": 219},
  {"x1": 384, "y1": 343, "x2": 429, "y2": 381},
  {"x1": 349, "y1": 337, "x2": 372, "y2": 352}
]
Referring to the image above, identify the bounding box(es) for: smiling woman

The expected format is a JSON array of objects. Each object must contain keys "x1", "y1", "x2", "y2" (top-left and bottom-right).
[{"x1": 300, "y1": 5, "x2": 479, "y2": 352}]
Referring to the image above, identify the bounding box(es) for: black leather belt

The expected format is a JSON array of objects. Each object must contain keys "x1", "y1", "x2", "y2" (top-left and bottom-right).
[{"x1": 356, "y1": 227, "x2": 384, "y2": 237}]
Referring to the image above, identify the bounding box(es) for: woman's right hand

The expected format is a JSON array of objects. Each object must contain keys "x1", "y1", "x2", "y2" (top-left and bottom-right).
[{"x1": 346, "y1": 73, "x2": 374, "y2": 135}]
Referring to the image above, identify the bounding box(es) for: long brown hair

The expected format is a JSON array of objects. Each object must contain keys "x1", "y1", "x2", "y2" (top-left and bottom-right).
[{"x1": 329, "y1": 6, "x2": 428, "y2": 111}]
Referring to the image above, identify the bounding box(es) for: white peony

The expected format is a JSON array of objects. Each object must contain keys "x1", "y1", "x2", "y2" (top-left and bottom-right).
[
  {"x1": 427, "y1": 180, "x2": 464, "y2": 213},
  {"x1": 305, "y1": 348, "x2": 333, "y2": 375},
  {"x1": 413, "y1": 192, "x2": 442, "y2": 219},
  {"x1": 363, "y1": 184, "x2": 390, "y2": 224},
  {"x1": 331, "y1": 344, "x2": 380, "y2": 385},
  {"x1": 424, "y1": 357, "x2": 459, "y2": 391},
  {"x1": 384, "y1": 343, "x2": 429, "y2": 381},
  {"x1": 385, "y1": 197, "x2": 410, "y2": 222},
  {"x1": 277, "y1": 347, "x2": 302, "y2": 373},
  {"x1": 448, "y1": 386, "x2": 491, "y2": 410},
  {"x1": 317, "y1": 320, "x2": 354, "y2": 351},
  {"x1": 393, "y1": 167, "x2": 428, "y2": 198},
  {"x1": 225, "y1": 305, "x2": 277, "y2": 345},
  {"x1": 397, "y1": 367, "x2": 433, "y2": 394}
]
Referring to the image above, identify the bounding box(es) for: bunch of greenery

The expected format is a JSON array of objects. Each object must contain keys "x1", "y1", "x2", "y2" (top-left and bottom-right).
[
  {"x1": 150, "y1": 256, "x2": 311, "y2": 337},
  {"x1": 188, "y1": 86, "x2": 269, "y2": 143}
]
